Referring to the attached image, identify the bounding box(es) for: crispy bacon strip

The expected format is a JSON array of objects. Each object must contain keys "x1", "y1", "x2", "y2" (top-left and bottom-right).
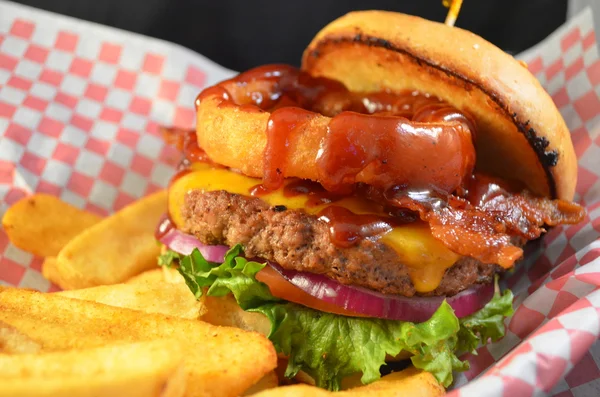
[
  {"x1": 385, "y1": 182, "x2": 585, "y2": 269},
  {"x1": 160, "y1": 124, "x2": 584, "y2": 269}
]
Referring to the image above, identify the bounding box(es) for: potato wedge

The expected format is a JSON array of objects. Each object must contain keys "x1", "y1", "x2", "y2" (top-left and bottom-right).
[
  {"x1": 126, "y1": 268, "x2": 268, "y2": 334},
  {"x1": 346, "y1": 368, "x2": 445, "y2": 396},
  {"x1": 201, "y1": 294, "x2": 271, "y2": 337},
  {"x1": 252, "y1": 384, "x2": 330, "y2": 397},
  {"x1": 42, "y1": 257, "x2": 61, "y2": 287},
  {"x1": 243, "y1": 371, "x2": 279, "y2": 396},
  {"x1": 0, "y1": 321, "x2": 41, "y2": 354},
  {"x1": 251, "y1": 368, "x2": 445, "y2": 397},
  {"x1": 0, "y1": 287, "x2": 277, "y2": 397},
  {"x1": 57, "y1": 281, "x2": 206, "y2": 319},
  {"x1": 127, "y1": 267, "x2": 183, "y2": 285},
  {"x1": 2, "y1": 193, "x2": 101, "y2": 257},
  {"x1": 55, "y1": 190, "x2": 167, "y2": 289},
  {"x1": 0, "y1": 339, "x2": 186, "y2": 397}
]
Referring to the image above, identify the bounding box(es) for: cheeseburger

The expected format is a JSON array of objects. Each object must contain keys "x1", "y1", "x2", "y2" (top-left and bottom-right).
[{"x1": 156, "y1": 11, "x2": 585, "y2": 390}]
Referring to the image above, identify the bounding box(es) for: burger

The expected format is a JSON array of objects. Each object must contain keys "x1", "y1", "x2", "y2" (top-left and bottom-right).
[{"x1": 155, "y1": 11, "x2": 585, "y2": 391}]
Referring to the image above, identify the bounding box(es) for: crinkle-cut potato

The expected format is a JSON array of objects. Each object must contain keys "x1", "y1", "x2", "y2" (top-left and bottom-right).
[
  {"x1": 252, "y1": 367, "x2": 444, "y2": 397},
  {"x1": 243, "y1": 371, "x2": 279, "y2": 396},
  {"x1": 55, "y1": 190, "x2": 167, "y2": 289},
  {"x1": 57, "y1": 281, "x2": 207, "y2": 319},
  {"x1": 0, "y1": 321, "x2": 41, "y2": 354},
  {"x1": 0, "y1": 340, "x2": 187, "y2": 397},
  {"x1": 1, "y1": 193, "x2": 101, "y2": 257},
  {"x1": 0, "y1": 287, "x2": 277, "y2": 397}
]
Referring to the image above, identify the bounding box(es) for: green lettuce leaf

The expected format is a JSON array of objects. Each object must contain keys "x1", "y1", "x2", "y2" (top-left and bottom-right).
[
  {"x1": 167, "y1": 246, "x2": 512, "y2": 390},
  {"x1": 157, "y1": 249, "x2": 180, "y2": 267},
  {"x1": 255, "y1": 299, "x2": 462, "y2": 389},
  {"x1": 457, "y1": 286, "x2": 514, "y2": 354}
]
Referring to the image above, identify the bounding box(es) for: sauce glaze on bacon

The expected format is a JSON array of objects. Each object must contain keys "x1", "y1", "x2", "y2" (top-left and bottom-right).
[{"x1": 374, "y1": 175, "x2": 584, "y2": 268}]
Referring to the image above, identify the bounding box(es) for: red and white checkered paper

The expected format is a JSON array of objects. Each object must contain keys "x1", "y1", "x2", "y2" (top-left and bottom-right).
[{"x1": 0, "y1": 2, "x2": 599, "y2": 396}]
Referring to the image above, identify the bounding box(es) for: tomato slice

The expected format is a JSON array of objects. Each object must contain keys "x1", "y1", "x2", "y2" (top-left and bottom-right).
[{"x1": 255, "y1": 265, "x2": 366, "y2": 317}]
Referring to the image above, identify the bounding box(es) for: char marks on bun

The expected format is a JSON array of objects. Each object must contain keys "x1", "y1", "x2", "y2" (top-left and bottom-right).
[{"x1": 303, "y1": 10, "x2": 577, "y2": 201}]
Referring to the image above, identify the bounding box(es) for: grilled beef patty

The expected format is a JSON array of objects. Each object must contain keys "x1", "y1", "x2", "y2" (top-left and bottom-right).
[{"x1": 182, "y1": 190, "x2": 502, "y2": 297}]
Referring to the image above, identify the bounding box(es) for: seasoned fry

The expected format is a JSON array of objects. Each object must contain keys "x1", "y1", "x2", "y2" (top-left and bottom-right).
[
  {"x1": 348, "y1": 369, "x2": 444, "y2": 396},
  {"x1": 55, "y1": 190, "x2": 167, "y2": 289},
  {"x1": 252, "y1": 384, "x2": 330, "y2": 397},
  {"x1": 0, "y1": 321, "x2": 41, "y2": 354},
  {"x1": 0, "y1": 287, "x2": 278, "y2": 397},
  {"x1": 41, "y1": 257, "x2": 61, "y2": 287},
  {"x1": 243, "y1": 371, "x2": 279, "y2": 396},
  {"x1": 126, "y1": 269, "x2": 272, "y2": 345},
  {"x1": 201, "y1": 294, "x2": 271, "y2": 336},
  {"x1": 2, "y1": 193, "x2": 101, "y2": 257},
  {"x1": 126, "y1": 267, "x2": 183, "y2": 285},
  {"x1": 0, "y1": 340, "x2": 186, "y2": 397},
  {"x1": 252, "y1": 368, "x2": 445, "y2": 396},
  {"x1": 57, "y1": 281, "x2": 206, "y2": 319}
]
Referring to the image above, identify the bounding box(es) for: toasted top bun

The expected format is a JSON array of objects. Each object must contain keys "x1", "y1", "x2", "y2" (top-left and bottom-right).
[{"x1": 302, "y1": 10, "x2": 577, "y2": 200}]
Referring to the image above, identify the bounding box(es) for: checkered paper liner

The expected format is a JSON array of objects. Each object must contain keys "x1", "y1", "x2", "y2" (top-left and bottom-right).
[{"x1": 0, "y1": 2, "x2": 598, "y2": 396}]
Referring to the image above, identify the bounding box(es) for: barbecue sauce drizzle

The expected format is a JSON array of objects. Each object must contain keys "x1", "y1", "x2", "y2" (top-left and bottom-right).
[
  {"x1": 193, "y1": 64, "x2": 481, "y2": 249},
  {"x1": 160, "y1": 64, "x2": 584, "y2": 266},
  {"x1": 193, "y1": 63, "x2": 583, "y2": 259},
  {"x1": 281, "y1": 180, "x2": 413, "y2": 248},
  {"x1": 194, "y1": 64, "x2": 482, "y2": 248},
  {"x1": 196, "y1": 64, "x2": 477, "y2": 195}
]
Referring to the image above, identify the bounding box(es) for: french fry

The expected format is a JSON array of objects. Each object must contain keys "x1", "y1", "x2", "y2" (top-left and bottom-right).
[
  {"x1": 57, "y1": 281, "x2": 206, "y2": 319},
  {"x1": 0, "y1": 340, "x2": 186, "y2": 397},
  {"x1": 141, "y1": 264, "x2": 273, "y2": 336},
  {"x1": 251, "y1": 367, "x2": 445, "y2": 397},
  {"x1": 133, "y1": 269, "x2": 274, "y2": 351},
  {"x1": 243, "y1": 371, "x2": 279, "y2": 396},
  {"x1": 252, "y1": 384, "x2": 330, "y2": 397},
  {"x1": 55, "y1": 190, "x2": 167, "y2": 289},
  {"x1": 0, "y1": 287, "x2": 278, "y2": 397},
  {"x1": 126, "y1": 269, "x2": 273, "y2": 347},
  {"x1": 0, "y1": 321, "x2": 41, "y2": 354},
  {"x1": 127, "y1": 267, "x2": 184, "y2": 285},
  {"x1": 41, "y1": 257, "x2": 61, "y2": 287},
  {"x1": 201, "y1": 294, "x2": 272, "y2": 337},
  {"x1": 126, "y1": 268, "x2": 270, "y2": 335},
  {"x1": 2, "y1": 193, "x2": 101, "y2": 257},
  {"x1": 347, "y1": 368, "x2": 445, "y2": 396}
]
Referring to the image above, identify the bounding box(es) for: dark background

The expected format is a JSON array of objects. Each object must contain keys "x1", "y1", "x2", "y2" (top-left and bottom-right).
[{"x1": 13, "y1": 0, "x2": 567, "y2": 71}]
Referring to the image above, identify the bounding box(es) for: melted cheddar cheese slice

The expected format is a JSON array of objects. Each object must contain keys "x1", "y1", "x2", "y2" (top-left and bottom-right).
[{"x1": 169, "y1": 163, "x2": 459, "y2": 293}]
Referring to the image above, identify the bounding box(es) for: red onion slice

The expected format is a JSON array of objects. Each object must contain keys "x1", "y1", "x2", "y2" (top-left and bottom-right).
[
  {"x1": 268, "y1": 261, "x2": 494, "y2": 322},
  {"x1": 155, "y1": 215, "x2": 494, "y2": 322},
  {"x1": 158, "y1": 226, "x2": 228, "y2": 263}
]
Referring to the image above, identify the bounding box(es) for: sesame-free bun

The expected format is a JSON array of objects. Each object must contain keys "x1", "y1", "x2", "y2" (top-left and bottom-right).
[{"x1": 302, "y1": 10, "x2": 577, "y2": 200}]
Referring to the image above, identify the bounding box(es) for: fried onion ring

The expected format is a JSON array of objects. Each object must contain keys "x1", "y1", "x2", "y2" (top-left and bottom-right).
[{"x1": 196, "y1": 64, "x2": 476, "y2": 195}]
